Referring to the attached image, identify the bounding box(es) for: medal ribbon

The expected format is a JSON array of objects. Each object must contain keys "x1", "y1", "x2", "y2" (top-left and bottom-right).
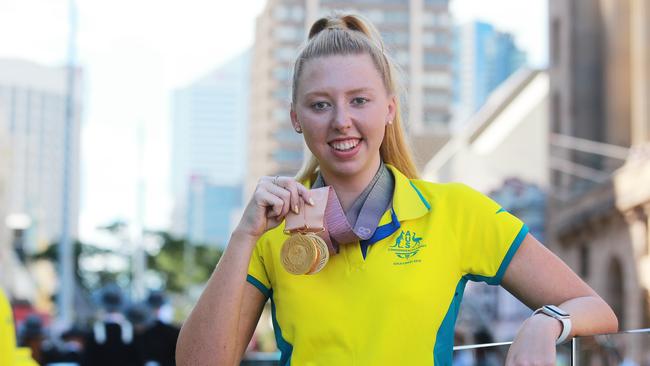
[{"x1": 284, "y1": 164, "x2": 393, "y2": 255}]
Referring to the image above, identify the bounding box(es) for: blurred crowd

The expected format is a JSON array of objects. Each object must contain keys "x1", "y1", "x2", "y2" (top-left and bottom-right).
[{"x1": 3, "y1": 286, "x2": 180, "y2": 366}]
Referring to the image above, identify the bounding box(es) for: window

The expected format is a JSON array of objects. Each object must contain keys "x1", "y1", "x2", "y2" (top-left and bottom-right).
[
  {"x1": 274, "y1": 26, "x2": 303, "y2": 42},
  {"x1": 423, "y1": 71, "x2": 452, "y2": 88},
  {"x1": 273, "y1": 6, "x2": 289, "y2": 21},
  {"x1": 272, "y1": 108, "x2": 288, "y2": 122},
  {"x1": 382, "y1": 31, "x2": 409, "y2": 45},
  {"x1": 274, "y1": 48, "x2": 295, "y2": 62},
  {"x1": 551, "y1": 18, "x2": 561, "y2": 67},
  {"x1": 422, "y1": 11, "x2": 450, "y2": 27},
  {"x1": 273, "y1": 67, "x2": 290, "y2": 82},
  {"x1": 423, "y1": 91, "x2": 451, "y2": 107},
  {"x1": 273, "y1": 128, "x2": 302, "y2": 143},
  {"x1": 552, "y1": 91, "x2": 561, "y2": 133},
  {"x1": 289, "y1": 6, "x2": 304, "y2": 21},
  {"x1": 365, "y1": 10, "x2": 384, "y2": 24},
  {"x1": 383, "y1": 11, "x2": 409, "y2": 24},
  {"x1": 272, "y1": 88, "x2": 289, "y2": 102},
  {"x1": 272, "y1": 148, "x2": 303, "y2": 162},
  {"x1": 424, "y1": 52, "x2": 451, "y2": 66},
  {"x1": 394, "y1": 50, "x2": 410, "y2": 65},
  {"x1": 273, "y1": 5, "x2": 304, "y2": 22},
  {"x1": 422, "y1": 32, "x2": 450, "y2": 47},
  {"x1": 424, "y1": 0, "x2": 449, "y2": 6},
  {"x1": 321, "y1": 0, "x2": 405, "y2": 4},
  {"x1": 423, "y1": 111, "x2": 450, "y2": 124}
]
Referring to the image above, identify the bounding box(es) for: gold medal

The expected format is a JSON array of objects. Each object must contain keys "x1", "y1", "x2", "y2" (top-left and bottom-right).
[
  {"x1": 281, "y1": 188, "x2": 333, "y2": 275},
  {"x1": 281, "y1": 233, "x2": 329, "y2": 275},
  {"x1": 307, "y1": 234, "x2": 329, "y2": 274}
]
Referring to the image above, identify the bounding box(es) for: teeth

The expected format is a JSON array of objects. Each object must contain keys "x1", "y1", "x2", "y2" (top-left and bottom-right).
[{"x1": 331, "y1": 139, "x2": 359, "y2": 151}]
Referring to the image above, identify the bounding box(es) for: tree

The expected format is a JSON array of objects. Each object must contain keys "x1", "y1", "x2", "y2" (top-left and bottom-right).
[
  {"x1": 145, "y1": 231, "x2": 222, "y2": 293},
  {"x1": 29, "y1": 240, "x2": 126, "y2": 293}
]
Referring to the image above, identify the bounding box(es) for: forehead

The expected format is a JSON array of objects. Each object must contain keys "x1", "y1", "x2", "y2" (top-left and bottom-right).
[{"x1": 298, "y1": 54, "x2": 385, "y2": 95}]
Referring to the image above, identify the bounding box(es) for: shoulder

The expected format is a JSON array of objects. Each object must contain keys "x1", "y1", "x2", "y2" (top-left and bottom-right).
[
  {"x1": 407, "y1": 179, "x2": 500, "y2": 220},
  {"x1": 408, "y1": 179, "x2": 481, "y2": 205}
]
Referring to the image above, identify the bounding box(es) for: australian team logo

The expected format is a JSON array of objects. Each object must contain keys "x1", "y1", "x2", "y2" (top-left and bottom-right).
[{"x1": 389, "y1": 230, "x2": 426, "y2": 263}]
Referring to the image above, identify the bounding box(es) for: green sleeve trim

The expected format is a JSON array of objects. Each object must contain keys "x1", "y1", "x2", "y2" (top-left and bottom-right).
[
  {"x1": 465, "y1": 224, "x2": 529, "y2": 285},
  {"x1": 246, "y1": 274, "x2": 271, "y2": 298}
]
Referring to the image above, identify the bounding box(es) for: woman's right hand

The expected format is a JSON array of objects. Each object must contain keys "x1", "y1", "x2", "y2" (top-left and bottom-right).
[{"x1": 236, "y1": 176, "x2": 313, "y2": 239}]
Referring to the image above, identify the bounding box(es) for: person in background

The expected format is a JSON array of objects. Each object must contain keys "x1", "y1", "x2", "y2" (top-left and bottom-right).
[
  {"x1": 45, "y1": 326, "x2": 87, "y2": 365},
  {"x1": 126, "y1": 302, "x2": 156, "y2": 365},
  {"x1": 132, "y1": 291, "x2": 179, "y2": 366},
  {"x1": 82, "y1": 284, "x2": 139, "y2": 366},
  {"x1": 17, "y1": 313, "x2": 47, "y2": 364}
]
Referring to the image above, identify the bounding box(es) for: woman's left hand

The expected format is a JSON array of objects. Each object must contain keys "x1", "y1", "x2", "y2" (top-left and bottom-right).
[{"x1": 505, "y1": 314, "x2": 563, "y2": 366}]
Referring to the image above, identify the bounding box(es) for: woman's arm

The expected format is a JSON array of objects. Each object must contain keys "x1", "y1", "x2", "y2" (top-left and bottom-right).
[
  {"x1": 501, "y1": 233, "x2": 618, "y2": 365},
  {"x1": 176, "y1": 230, "x2": 265, "y2": 366},
  {"x1": 176, "y1": 176, "x2": 311, "y2": 366}
]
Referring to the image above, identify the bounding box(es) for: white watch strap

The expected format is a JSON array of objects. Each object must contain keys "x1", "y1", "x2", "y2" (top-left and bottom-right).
[
  {"x1": 533, "y1": 307, "x2": 572, "y2": 345},
  {"x1": 555, "y1": 317, "x2": 571, "y2": 345}
]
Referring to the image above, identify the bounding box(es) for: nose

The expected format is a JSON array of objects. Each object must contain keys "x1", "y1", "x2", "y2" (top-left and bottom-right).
[{"x1": 331, "y1": 105, "x2": 352, "y2": 131}]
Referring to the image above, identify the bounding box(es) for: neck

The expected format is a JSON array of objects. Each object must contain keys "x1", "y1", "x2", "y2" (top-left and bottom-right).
[{"x1": 320, "y1": 159, "x2": 382, "y2": 212}]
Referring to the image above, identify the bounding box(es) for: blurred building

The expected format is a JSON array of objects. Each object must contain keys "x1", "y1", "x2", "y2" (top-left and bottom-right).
[
  {"x1": 247, "y1": 0, "x2": 454, "y2": 195},
  {"x1": 0, "y1": 59, "x2": 82, "y2": 303},
  {"x1": 451, "y1": 21, "x2": 527, "y2": 131},
  {"x1": 424, "y1": 68, "x2": 549, "y2": 190},
  {"x1": 548, "y1": 0, "x2": 649, "y2": 360},
  {"x1": 187, "y1": 176, "x2": 243, "y2": 248},
  {"x1": 423, "y1": 68, "x2": 549, "y2": 342},
  {"x1": 171, "y1": 52, "x2": 250, "y2": 241}
]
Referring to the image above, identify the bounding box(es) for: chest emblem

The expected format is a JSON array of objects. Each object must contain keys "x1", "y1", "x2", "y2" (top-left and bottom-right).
[{"x1": 389, "y1": 230, "x2": 426, "y2": 262}]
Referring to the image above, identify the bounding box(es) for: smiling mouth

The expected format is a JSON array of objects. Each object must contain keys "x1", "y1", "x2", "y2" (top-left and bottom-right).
[{"x1": 329, "y1": 138, "x2": 361, "y2": 151}]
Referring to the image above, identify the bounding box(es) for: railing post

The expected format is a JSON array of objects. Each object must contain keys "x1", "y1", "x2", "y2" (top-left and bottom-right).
[{"x1": 571, "y1": 337, "x2": 577, "y2": 365}]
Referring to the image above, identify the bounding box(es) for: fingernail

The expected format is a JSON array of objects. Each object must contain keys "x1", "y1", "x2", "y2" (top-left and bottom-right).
[
  {"x1": 294, "y1": 205, "x2": 299, "y2": 214},
  {"x1": 309, "y1": 198, "x2": 315, "y2": 206}
]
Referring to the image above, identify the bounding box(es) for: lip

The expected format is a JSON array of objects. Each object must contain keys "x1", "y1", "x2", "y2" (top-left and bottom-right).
[{"x1": 328, "y1": 138, "x2": 363, "y2": 159}]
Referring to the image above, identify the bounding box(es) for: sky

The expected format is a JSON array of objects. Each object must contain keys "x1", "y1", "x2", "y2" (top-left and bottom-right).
[{"x1": 0, "y1": 0, "x2": 547, "y2": 246}]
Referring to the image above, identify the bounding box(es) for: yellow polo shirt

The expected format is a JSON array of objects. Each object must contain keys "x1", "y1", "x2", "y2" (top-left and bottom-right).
[
  {"x1": 247, "y1": 165, "x2": 528, "y2": 365},
  {"x1": 0, "y1": 287, "x2": 16, "y2": 366}
]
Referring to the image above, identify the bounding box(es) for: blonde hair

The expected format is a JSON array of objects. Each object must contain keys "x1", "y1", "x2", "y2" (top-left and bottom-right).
[{"x1": 292, "y1": 13, "x2": 419, "y2": 182}]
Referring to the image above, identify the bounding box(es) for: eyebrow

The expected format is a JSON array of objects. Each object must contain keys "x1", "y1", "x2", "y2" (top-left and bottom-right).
[{"x1": 304, "y1": 87, "x2": 375, "y2": 99}]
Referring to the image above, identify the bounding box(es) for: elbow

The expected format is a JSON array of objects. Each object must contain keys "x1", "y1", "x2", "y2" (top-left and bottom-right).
[
  {"x1": 599, "y1": 299, "x2": 619, "y2": 334},
  {"x1": 607, "y1": 307, "x2": 619, "y2": 334}
]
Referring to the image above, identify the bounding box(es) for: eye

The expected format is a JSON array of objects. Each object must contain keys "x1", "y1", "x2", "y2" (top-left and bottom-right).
[
  {"x1": 311, "y1": 101, "x2": 330, "y2": 111},
  {"x1": 351, "y1": 97, "x2": 369, "y2": 106}
]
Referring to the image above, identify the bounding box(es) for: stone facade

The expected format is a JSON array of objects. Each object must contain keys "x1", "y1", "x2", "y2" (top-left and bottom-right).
[{"x1": 548, "y1": 0, "x2": 650, "y2": 361}]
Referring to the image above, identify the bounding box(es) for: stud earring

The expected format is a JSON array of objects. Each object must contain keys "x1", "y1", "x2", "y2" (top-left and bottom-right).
[{"x1": 295, "y1": 126, "x2": 302, "y2": 133}]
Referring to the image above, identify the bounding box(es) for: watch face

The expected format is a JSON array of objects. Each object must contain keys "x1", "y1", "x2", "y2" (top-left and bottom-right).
[{"x1": 545, "y1": 305, "x2": 570, "y2": 318}]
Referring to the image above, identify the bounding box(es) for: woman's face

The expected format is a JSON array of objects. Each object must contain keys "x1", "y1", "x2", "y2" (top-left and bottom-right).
[{"x1": 291, "y1": 53, "x2": 396, "y2": 182}]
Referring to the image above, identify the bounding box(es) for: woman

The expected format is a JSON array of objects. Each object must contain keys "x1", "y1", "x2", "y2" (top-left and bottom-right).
[{"x1": 176, "y1": 14, "x2": 618, "y2": 366}]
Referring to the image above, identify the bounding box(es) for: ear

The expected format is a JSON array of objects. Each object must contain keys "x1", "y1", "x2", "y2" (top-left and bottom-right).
[
  {"x1": 290, "y1": 105, "x2": 301, "y2": 131},
  {"x1": 386, "y1": 94, "x2": 397, "y2": 125}
]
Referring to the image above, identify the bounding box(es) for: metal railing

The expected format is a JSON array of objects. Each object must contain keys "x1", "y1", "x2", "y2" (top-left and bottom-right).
[{"x1": 242, "y1": 328, "x2": 650, "y2": 365}]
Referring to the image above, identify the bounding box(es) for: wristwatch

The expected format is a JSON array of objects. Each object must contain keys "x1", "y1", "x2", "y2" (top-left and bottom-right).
[{"x1": 533, "y1": 305, "x2": 572, "y2": 345}]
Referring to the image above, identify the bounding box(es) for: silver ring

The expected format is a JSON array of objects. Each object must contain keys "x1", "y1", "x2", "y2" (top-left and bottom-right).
[{"x1": 273, "y1": 175, "x2": 280, "y2": 185}]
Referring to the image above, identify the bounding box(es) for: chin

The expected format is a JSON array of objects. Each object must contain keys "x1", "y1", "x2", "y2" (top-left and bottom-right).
[{"x1": 323, "y1": 160, "x2": 372, "y2": 179}]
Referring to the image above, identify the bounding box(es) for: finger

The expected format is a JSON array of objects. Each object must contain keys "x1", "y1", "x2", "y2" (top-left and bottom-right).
[
  {"x1": 264, "y1": 182, "x2": 292, "y2": 217},
  {"x1": 255, "y1": 190, "x2": 284, "y2": 218},
  {"x1": 295, "y1": 182, "x2": 314, "y2": 206},
  {"x1": 280, "y1": 179, "x2": 301, "y2": 214}
]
